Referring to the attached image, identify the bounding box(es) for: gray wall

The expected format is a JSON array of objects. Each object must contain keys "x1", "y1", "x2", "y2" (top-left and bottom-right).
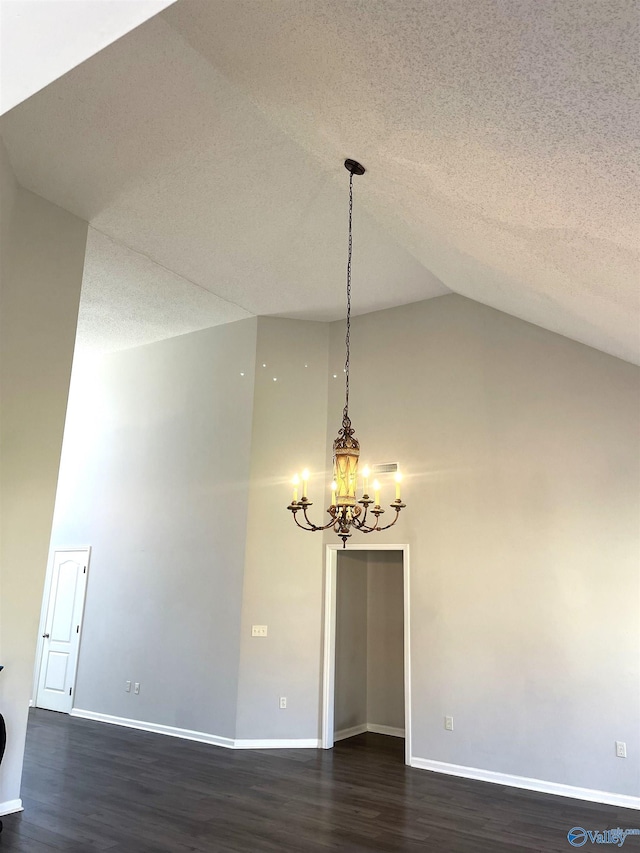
[
  {"x1": 367, "y1": 551, "x2": 404, "y2": 731},
  {"x1": 327, "y1": 294, "x2": 640, "y2": 796},
  {"x1": 334, "y1": 551, "x2": 368, "y2": 733},
  {"x1": 50, "y1": 319, "x2": 258, "y2": 737},
  {"x1": 43, "y1": 291, "x2": 639, "y2": 800},
  {"x1": 0, "y1": 143, "x2": 86, "y2": 806},
  {"x1": 235, "y1": 317, "x2": 330, "y2": 739}
]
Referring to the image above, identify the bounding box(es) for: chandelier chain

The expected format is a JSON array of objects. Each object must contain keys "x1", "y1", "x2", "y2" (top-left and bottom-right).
[
  {"x1": 343, "y1": 170, "x2": 353, "y2": 428},
  {"x1": 287, "y1": 156, "x2": 406, "y2": 547}
]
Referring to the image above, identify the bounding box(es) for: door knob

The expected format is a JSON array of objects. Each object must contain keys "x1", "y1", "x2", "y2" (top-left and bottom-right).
[{"x1": 42, "y1": 633, "x2": 50, "y2": 638}]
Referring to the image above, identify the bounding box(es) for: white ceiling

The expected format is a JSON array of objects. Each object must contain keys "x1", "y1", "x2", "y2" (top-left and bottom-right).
[{"x1": 1, "y1": 0, "x2": 638, "y2": 362}]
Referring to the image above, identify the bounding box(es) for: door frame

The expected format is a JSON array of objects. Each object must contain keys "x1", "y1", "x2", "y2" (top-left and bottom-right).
[
  {"x1": 321, "y1": 543, "x2": 412, "y2": 763},
  {"x1": 32, "y1": 546, "x2": 92, "y2": 710}
]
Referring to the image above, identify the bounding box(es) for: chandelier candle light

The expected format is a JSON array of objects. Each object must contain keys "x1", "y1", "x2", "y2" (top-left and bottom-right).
[{"x1": 287, "y1": 158, "x2": 407, "y2": 547}]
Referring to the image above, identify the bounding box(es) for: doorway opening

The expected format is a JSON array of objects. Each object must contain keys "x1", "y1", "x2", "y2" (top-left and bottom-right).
[
  {"x1": 33, "y1": 547, "x2": 91, "y2": 713},
  {"x1": 321, "y1": 544, "x2": 411, "y2": 764}
]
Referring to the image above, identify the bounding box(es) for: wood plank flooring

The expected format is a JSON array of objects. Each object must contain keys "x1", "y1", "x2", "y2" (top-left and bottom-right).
[{"x1": 1, "y1": 709, "x2": 637, "y2": 851}]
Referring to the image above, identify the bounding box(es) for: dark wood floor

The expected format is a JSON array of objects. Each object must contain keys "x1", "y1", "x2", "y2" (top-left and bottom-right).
[{"x1": 0, "y1": 710, "x2": 637, "y2": 852}]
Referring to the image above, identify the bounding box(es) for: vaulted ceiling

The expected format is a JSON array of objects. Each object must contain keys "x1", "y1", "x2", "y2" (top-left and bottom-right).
[{"x1": 1, "y1": 0, "x2": 638, "y2": 362}]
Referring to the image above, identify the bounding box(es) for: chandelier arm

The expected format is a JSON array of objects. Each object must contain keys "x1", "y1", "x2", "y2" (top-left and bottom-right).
[
  {"x1": 352, "y1": 503, "x2": 406, "y2": 533},
  {"x1": 301, "y1": 504, "x2": 336, "y2": 531},
  {"x1": 290, "y1": 511, "x2": 318, "y2": 532},
  {"x1": 367, "y1": 508, "x2": 404, "y2": 532},
  {"x1": 352, "y1": 516, "x2": 380, "y2": 533},
  {"x1": 351, "y1": 504, "x2": 375, "y2": 531},
  {"x1": 318, "y1": 518, "x2": 341, "y2": 532},
  {"x1": 359, "y1": 502, "x2": 369, "y2": 525}
]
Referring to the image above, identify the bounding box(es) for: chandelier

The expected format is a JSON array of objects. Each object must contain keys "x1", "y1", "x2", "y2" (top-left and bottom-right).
[{"x1": 287, "y1": 158, "x2": 406, "y2": 547}]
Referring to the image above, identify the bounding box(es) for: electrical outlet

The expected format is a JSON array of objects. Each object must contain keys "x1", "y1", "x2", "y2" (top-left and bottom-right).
[
  {"x1": 616, "y1": 741, "x2": 627, "y2": 758},
  {"x1": 125, "y1": 680, "x2": 131, "y2": 693},
  {"x1": 252, "y1": 625, "x2": 268, "y2": 637},
  {"x1": 445, "y1": 716, "x2": 454, "y2": 731},
  {"x1": 279, "y1": 697, "x2": 287, "y2": 709},
  {"x1": 134, "y1": 682, "x2": 140, "y2": 695}
]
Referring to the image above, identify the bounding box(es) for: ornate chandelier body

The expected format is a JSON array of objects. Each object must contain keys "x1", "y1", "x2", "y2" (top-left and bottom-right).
[{"x1": 287, "y1": 159, "x2": 406, "y2": 547}]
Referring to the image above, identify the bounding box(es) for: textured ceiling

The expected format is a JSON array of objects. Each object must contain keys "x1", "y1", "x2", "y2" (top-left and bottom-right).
[
  {"x1": 1, "y1": 0, "x2": 638, "y2": 361},
  {"x1": 76, "y1": 228, "x2": 251, "y2": 353}
]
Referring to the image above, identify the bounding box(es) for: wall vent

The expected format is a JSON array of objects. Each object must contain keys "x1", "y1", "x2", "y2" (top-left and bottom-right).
[{"x1": 371, "y1": 462, "x2": 398, "y2": 474}]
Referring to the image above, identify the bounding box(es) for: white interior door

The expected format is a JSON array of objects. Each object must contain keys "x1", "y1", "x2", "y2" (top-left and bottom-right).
[{"x1": 36, "y1": 548, "x2": 90, "y2": 713}]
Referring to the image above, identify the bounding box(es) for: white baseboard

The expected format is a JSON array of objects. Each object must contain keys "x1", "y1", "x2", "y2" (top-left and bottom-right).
[
  {"x1": 367, "y1": 724, "x2": 405, "y2": 738},
  {"x1": 70, "y1": 708, "x2": 235, "y2": 749},
  {"x1": 234, "y1": 738, "x2": 320, "y2": 749},
  {"x1": 70, "y1": 709, "x2": 320, "y2": 751},
  {"x1": 334, "y1": 723, "x2": 405, "y2": 742},
  {"x1": 334, "y1": 724, "x2": 368, "y2": 742},
  {"x1": 410, "y1": 757, "x2": 640, "y2": 811},
  {"x1": 0, "y1": 799, "x2": 23, "y2": 816},
  {"x1": 51, "y1": 709, "x2": 640, "y2": 810}
]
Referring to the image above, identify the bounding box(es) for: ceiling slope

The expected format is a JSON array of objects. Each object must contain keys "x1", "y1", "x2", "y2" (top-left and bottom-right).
[
  {"x1": 162, "y1": 0, "x2": 640, "y2": 364},
  {"x1": 1, "y1": 0, "x2": 638, "y2": 362},
  {"x1": 76, "y1": 228, "x2": 252, "y2": 353},
  {"x1": 0, "y1": 12, "x2": 447, "y2": 337}
]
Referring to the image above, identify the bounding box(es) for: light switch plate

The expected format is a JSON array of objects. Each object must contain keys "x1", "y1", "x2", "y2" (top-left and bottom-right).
[{"x1": 252, "y1": 625, "x2": 268, "y2": 637}]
